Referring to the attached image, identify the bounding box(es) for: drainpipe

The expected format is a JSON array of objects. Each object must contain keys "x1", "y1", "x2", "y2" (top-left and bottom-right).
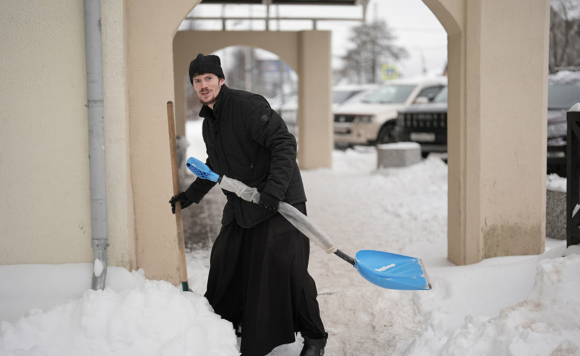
[{"x1": 84, "y1": 0, "x2": 108, "y2": 290}]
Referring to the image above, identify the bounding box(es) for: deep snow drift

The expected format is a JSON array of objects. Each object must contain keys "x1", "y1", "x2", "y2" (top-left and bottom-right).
[{"x1": 1, "y1": 120, "x2": 579, "y2": 355}]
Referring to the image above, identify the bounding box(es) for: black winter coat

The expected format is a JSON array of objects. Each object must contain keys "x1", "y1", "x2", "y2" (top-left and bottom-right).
[{"x1": 185, "y1": 84, "x2": 306, "y2": 228}]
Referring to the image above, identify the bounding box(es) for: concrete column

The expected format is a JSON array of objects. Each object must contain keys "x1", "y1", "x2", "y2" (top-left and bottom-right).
[
  {"x1": 425, "y1": 0, "x2": 549, "y2": 265},
  {"x1": 297, "y1": 31, "x2": 333, "y2": 169},
  {"x1": 126, "y1": 0, "x2": 202, "y2": 284},
  {"x1": 475, "y1": 0, "x2": 549, "y2": 260}
]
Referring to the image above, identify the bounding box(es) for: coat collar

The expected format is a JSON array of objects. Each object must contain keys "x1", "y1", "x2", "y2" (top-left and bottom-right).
[{"x1": 198, "y1": 84, "x2": 229, "y2": 119}]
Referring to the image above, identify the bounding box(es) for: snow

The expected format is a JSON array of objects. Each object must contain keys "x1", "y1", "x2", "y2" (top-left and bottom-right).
[
  {"x1": 546, "y1": 173, "x2": 566, "y2": 192},
  {"x1": 1, "y1": 123, "x2": 579, "y2": 355},
  {"x1": 0, "y1": 279, "x2": 237, "y2": 356},
  {"x1": 377, "y1": 142, "x2": 421, "y2": 150},
  {"x1": 93, "y1": 259, "x2": 104, "y2": 278},
  {"x1": 548, "y1": 70, "x2": 580, "y2": 85}
]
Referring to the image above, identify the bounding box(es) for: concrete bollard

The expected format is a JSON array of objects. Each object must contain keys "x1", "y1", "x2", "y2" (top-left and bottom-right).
[{"x1": 376, "y1": 142, "x2": 421, "y2": 169}]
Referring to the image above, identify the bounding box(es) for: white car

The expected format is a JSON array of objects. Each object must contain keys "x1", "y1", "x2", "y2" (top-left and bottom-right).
[
  {"x1": 333, "y1": 77, "x2": 447, "y2": 147},
  {"x1": 270, "y1": 84, "x2": 380, "y2": 137},
  {"x1": 332, "y1": 84, "x2": 379, "y2": 111}
]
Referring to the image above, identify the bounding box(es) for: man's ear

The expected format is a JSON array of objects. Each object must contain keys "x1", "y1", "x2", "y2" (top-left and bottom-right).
[{"x1": 219, "y1": 78, "x2": 225, "y2": 87}]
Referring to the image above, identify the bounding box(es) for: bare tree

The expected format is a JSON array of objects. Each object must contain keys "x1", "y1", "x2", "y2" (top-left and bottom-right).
[
  {"x1": 339, "y1": 20, "x2": 408, "y2": 84},
  {"x1": 550, "y1": 0, "x2": 580, "y2": 72}
]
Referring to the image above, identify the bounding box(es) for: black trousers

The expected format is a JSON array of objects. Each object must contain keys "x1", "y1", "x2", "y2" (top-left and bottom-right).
[{"x1": 205, "y1": 203, "x2": 325, "y2": 356}]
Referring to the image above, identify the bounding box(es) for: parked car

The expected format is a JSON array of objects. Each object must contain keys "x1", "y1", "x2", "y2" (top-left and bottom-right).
[
  {"x1": 270, "y1": 84, "x2": 380, "y2": 137},
  {"x1": 332, "y1": 84, "x2": 379, "y2": 111},
  {"x1": 546, "y1": 71, "x2": 580, "y2": 171},
  {"x1": 333, "y1": 77, "x2": 447, "y2": 148},
  {"x1": 393, "y1": 86, "x2": 448, "y2": 158},
  {"x1": 394, "y1": 71, "x2": 580, "y2": 174}
]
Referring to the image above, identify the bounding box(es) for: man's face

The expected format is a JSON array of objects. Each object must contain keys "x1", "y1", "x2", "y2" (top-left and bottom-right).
[{"x1": 192, "y1": 73, "x2": 225, "y2": 107}]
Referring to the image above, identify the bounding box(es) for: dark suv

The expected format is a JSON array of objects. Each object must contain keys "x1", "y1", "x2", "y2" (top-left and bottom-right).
[
  {"x1": 394, "y1": 71, "x2": 580, "y2": 174},
  {"x1": 546, "y1": 71, "x2": 580, "y2": 173},
  {"x1": 393, "y1": 86, "x2": 448, "y2": 158}
]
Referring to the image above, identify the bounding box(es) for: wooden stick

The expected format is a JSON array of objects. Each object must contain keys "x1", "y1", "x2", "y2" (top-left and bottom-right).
[{"x1": 166, "y1": 101, "x2": 190, "y2": 292}]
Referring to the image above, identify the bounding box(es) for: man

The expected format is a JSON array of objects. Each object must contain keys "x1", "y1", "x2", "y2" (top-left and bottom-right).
[{"x1": 170, "y1": 53, "x2": 328, "y2": 356}]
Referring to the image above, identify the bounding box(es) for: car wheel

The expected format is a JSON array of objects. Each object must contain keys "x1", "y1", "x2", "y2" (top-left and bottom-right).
[{"x1": 376, "y1": 123, "x2": 396, "y2": 145}]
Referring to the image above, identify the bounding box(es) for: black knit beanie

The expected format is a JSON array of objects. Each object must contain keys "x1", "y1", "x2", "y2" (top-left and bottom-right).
[{"x1": 188, "y1": 53, "x2": 225, "y2": 84}]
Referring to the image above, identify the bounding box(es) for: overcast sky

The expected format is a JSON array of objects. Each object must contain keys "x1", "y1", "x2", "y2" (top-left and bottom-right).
[{"x1": 183, "y1": 0, "x2": 448, "y2": 78}]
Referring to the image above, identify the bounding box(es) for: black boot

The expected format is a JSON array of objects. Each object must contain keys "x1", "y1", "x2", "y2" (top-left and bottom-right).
[{"x1": 299, "y1": 333, "x2": 328, "y2": 356}]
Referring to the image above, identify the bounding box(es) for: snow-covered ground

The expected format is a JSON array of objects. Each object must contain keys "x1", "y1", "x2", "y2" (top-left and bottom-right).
[{"x1": 1, "y1": 120, "x2": 579, "y2": 355}]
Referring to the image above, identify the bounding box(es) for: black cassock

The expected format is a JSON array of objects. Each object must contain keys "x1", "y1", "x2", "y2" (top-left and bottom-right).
[
  {"x1": 185, "y1": 85, "x2": 326, "y2": 355},
  {"x1": 205, "y1": 203, "x2": 325, "y2": 356}
]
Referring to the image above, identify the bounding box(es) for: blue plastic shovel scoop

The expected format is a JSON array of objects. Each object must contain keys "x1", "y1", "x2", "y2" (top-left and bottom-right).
[
  {"x1": 186, "y1": 157, "x2": 432, "y2": 291},
  {"x1": 355, "y1": 250, "x2": 431, "y2": 290}
]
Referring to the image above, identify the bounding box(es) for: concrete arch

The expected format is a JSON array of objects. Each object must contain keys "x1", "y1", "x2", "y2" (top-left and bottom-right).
[
  {"x1": 172, "y1": 40, "x2": 299, "y2": 137},
  {"x1": 173, "y1": 31, "x2": 302, "y2": 135},
  {"x1": 122, "y1": 1, "x2": 333, "y2": 284},
  {"x1": 174, "y1": 33, "x2": 300, "y2": 74},
  {"x1": 423, "y1": 0, "x2": 462, "y2": 35}
]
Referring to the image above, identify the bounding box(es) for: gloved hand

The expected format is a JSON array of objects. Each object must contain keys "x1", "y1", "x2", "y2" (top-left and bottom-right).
[
  {"x1": 259, "y1": 191, "x2": 280, "y2": 211},
  {"x1": 169, "y1": 192, "x2": 193, "y2": 214}
]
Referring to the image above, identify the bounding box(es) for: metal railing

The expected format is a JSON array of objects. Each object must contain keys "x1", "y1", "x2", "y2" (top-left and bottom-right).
[
  {"x1": 184, "y1": 15, "x2": 365, "y2": 31},
  {"x1": 567, "y1": 108, "x2": 580, "y2": 247}
]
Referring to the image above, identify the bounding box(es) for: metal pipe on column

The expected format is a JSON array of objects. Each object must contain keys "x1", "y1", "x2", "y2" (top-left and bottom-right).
[{"x1": 84, "y1": 0, "x2": 108, "y2": 290}]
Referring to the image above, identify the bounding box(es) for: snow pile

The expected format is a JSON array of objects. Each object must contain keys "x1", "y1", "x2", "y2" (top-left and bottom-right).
[
  {"x1": 546, "y1": 174, "x2": 566, "y2": 192},
  {"x1": 0, "y1": 264, "x2": 145, "y2": 324},
  {"x1": 0, "y1": 280, "x2": 238, "y2": 356},
  {"x1": 377, "y1": 142, "x2": 421, "y2": 150},
  {"x1": 406, "y1": 253, "x2": 580, "y2": 356},
  {"x1": 548, "y1": 70, "x2": 580, "y2": 85}
]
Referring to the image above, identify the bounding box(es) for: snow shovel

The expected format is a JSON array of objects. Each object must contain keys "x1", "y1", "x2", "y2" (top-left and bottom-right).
[{"x1": 186, "y1": 156, "x2": 432, "y2": 291}]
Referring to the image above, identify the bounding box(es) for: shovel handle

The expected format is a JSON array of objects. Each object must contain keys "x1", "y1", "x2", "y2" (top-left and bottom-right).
[
  {"x1": 167, "y1": 101, "x2": 190, "y2": 292},
  {"x1": 334, "y1": 249, "x2": 355, "y2": 266}
]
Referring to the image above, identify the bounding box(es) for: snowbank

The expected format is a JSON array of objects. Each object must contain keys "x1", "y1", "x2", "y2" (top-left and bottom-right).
[
  {"x1": 549, "y1": 70, "x2": 580, "y2": 85},
  {"x1": 0, "y1": 280, "x2": 238, "y2": 356},
  {"x1": 406, "y1": 252, "x2": 580, "y2": 356},
  {"x1": 546, "y1": 174, "x2": 566, "y2": 192}
]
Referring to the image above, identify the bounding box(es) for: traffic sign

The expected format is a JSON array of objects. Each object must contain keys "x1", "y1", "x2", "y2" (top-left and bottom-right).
[{"x1": 382, "y1": 65, "x2": 398, "y2": 81}]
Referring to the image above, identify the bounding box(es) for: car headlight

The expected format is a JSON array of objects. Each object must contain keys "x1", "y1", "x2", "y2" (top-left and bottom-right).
[
  {"x1": 356, "y1": 115, "x2": 375, "y2": 124},
  {"x1": 547, "y1": 123, "x2": 567, "y2": 139}
]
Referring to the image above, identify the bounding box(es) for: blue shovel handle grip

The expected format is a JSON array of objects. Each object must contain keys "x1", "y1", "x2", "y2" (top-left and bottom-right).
[{"x1": 186, "y1": 157, "x2": 221, "y2": 183}]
